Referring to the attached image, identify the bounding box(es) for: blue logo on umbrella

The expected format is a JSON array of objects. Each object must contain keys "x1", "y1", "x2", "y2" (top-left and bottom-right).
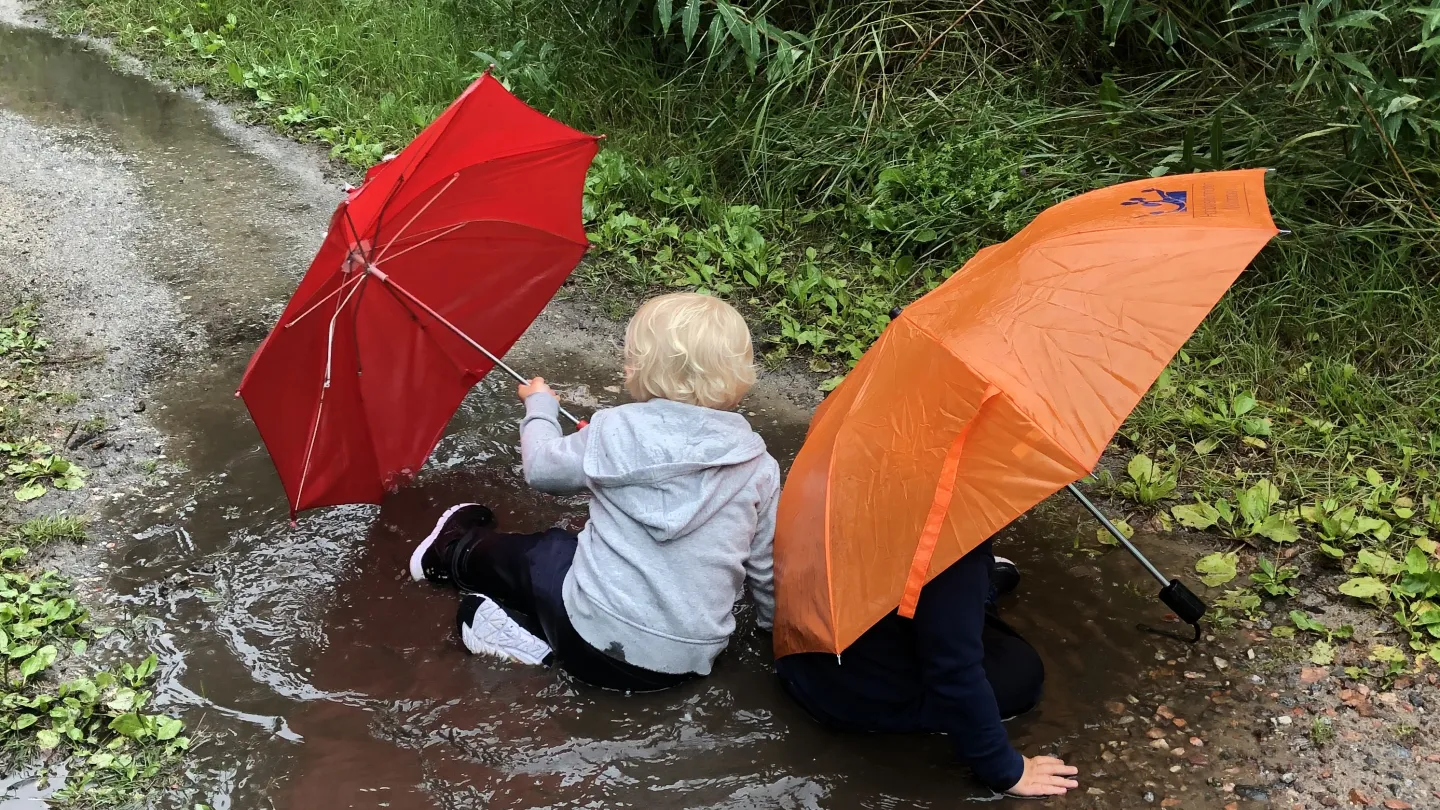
[{"x1": 1121, "y1": 188, "x2": 1188, "y2": 215}]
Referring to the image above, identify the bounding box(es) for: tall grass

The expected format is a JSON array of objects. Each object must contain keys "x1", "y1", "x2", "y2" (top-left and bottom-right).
[{"x1": 48, "y1": 0, "x2": 1440, "y2": 475}]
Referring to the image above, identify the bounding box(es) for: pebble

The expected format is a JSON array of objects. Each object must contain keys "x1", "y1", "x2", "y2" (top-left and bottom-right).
[
  {"x1": 1086, "y1": 787, "x2": 1105, "y2": 796},
  {"x1": 1189, "y1": 736, "x2": 1204, "y2": 747},
  {"x1": 1282, "y1": 773, "x2": 1296, "y2": 784},
  {"x1": 1274, "y1": 715, "x2": 1293, "y2": 726},
  {"x1": 1149, "y1": 738, "x2": 1171, "y2": 750},
  {"x1": 1143, "y1": 792, "x2": 1155, "y2": 803},
  {"x1": 1214, "y1": 656, "x2": 1230, "y2": 670}
]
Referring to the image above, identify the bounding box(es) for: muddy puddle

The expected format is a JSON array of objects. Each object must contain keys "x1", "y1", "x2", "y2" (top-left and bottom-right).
[{"x1": 1, "y1": 23, "x2": 1275, "y2": 809}]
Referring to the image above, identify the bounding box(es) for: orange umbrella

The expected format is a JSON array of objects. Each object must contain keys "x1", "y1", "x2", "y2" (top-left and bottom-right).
[{"x1": 773, "y1": 169, "x2": 1279, "y2": 658}]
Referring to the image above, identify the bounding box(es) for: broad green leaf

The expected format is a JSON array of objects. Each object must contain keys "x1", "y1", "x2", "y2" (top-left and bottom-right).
[
  {"x1": 1365, "y1": 467, "x2": 1384, "y2": 487},
  {"x1": 1407, "y1": 546, "x2": 1431, "y2": 575},
  {"x1": 1318, "y1": 543, "x2": 1345, "y2": 559},
  {"x1": 1239, "y1": 480, "x2": 1280, "y2": 526},
  {"x1": 14, "y1": 482, "x2": 44, "y2": 502},
  {"x1": 1331, "y1": 52, "x2": 1373, "y2": 79},
  {"x1": 107, "y1": 688, "x2": 137, "y2": 713},
  {"x1": 108, "y1": 712, "x2": 147, "y2": 740},
  {"x1": 35, "y1": 729, "x2": 60, "y2": 749},
  {"x1": 657, "y1": 0, "x2": 674, "y2": 34},
  {"x1": 1353, "y1": 549, "x2": 1401, "y2": 577},
  {"x1": 1310, "y1": 639, "x2": 1336, "y2": 665},
  {"x1": 1270, "y1": 625, "x2": 1296, "y2": 638},
  {"x1": 154, "y1": 715, "x2": 184, "y2": 741},
  {"x1": 88, "y1": 752, "x2": 115, "y2": 768},
  {"x1": 1096, "y1": 518, "x2": 1134, "y2": 546},
  {"x1": 135, "y1": 653, "x2": 158, "y2": 682},
  {"x1": 1327, "y1": 9, "x2": 1387, "y2": 29},
  {"x1": 1355, "y1": 516, "x2": 1392, "y2": 541},
  {"x1": 1172, "y1": 501, "x2": 1221, "y2": 530},
  {"x1": 1232, "y1": 392, "x2": 1258, "y2": 416},
  {"x1": 1290, "y1": 609, "x2": 1326, "y2": 634},
  {"x1": 1256, "y1": 513, "x2": 1301, "y2": 544},
  {"x1": 11, "y1": 713, "x2": 37, "y2": 730},
  {"x1": 1196, "y1": 551, "x2": 1238, "y2": 587},
  {"x1": 681, "y1": 0, "x2": 702, "y2": 49},
  {"x1": 1240, "y1": 417, "x2": 1272, "y2": 437},
  {"x1": 1370, "y1": 644, "x2": 1406, "y2": 664},
  {"x1": 1339, "y1": 576, "x2": 1389, "y2": 602},
  {"x1": 18, "y1": 645, "x2": 56, "y2": 679},
  {"x1": 1193, "y1": 437, "x2": 1220, "y2": 455},
  {"x1": 1127, "y1": 454, "x2": 1159, "y2": 485},
  {"x1": 1417, "y1": 537, "x2": 1439, "y2": 556}
]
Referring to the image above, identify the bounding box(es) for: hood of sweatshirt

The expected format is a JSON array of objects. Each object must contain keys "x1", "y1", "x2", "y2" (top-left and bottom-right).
[{"x1": 582, "y1": 398, "x2": 768, "y2": 542}]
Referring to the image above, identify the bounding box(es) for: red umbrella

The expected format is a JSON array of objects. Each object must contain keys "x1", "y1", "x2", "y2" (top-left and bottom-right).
[{"x1": 238, "y1": 72, "x2": 600, "y2": 515}]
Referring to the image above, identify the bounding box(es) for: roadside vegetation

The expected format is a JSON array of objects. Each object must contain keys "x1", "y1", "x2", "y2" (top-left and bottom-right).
[
  {"x1": 0, "y1": 304, "x2": 189, "y2": 805},
  {"x1": 41, "y1": 0, "x2": 1440, "y2": 675}
]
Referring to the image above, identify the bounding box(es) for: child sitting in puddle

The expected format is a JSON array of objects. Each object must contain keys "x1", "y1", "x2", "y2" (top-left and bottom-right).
[{"x1": 408, "y1": 293, "x2": 780, "y2": 692}]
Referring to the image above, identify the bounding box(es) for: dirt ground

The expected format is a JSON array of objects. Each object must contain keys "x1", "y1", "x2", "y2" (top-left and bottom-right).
[{"x1": 4, "y1": 2, "x2": 1440, "y2": 808}]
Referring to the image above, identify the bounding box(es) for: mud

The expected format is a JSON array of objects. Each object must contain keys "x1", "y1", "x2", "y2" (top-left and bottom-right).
[{"x1": 3, "y1": 11, "x2": 1431, "y2": 810}]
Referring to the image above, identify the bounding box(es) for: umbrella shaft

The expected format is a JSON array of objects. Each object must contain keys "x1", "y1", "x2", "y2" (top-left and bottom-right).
[
  {"x1": 1065, "y1": 483, "x2": 1170, "y2": 588},
  {"x1": 369, "y1": 268, "x2": 583, "y2": 427}
]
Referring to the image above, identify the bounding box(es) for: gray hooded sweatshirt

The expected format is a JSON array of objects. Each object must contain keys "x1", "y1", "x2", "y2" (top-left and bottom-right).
[{"x1": 520, "y1": 391, "x2": 779, "y2": 676}]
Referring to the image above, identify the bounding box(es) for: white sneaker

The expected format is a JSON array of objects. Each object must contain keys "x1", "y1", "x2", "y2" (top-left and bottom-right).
[{"x1": 456, "y1": 594, "x2": 552, "y2": 666}]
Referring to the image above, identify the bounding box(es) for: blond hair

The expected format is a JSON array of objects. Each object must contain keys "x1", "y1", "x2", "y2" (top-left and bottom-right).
[{"x1": 624, "y1": 293, "x2": 756, "y2": 410}]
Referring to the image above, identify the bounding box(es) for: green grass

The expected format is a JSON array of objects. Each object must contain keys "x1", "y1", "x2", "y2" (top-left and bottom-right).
[
  {"x1": 0, "y1": 305, "x2": 189, "y2": 804},
  {"x1": 15, "y1": 515, "x2": 88, "y2": 549},
  {"x1": 42, "y1": 0, "x2": 1440, "y2": 669}
]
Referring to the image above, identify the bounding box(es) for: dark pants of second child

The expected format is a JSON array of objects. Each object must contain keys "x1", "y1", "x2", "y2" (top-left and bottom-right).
[
  {"x1": 453, "y1": 527, "x2": 694, "y2": 693},
  {"x1": 777, "y1": 612, "x2": 1044, "y2": 730}
]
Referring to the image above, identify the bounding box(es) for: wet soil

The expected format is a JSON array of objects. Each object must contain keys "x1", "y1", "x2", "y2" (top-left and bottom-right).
[{"x1": 5, "y1": 12, "x2": 1434, "y2": 810}]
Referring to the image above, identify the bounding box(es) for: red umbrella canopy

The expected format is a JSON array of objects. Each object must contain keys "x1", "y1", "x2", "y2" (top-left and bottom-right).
[{"x1": 238, "y1": 73, "x2": 600, "y2": 514}]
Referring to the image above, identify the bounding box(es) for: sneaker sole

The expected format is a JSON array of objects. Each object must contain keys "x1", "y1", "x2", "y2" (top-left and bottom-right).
[
  {"x1": 409, "y1": 502, "x2": 479, "y2": 582},
  {"x1": 460, "y1": 597, "x2": 552, "y2": 666}
]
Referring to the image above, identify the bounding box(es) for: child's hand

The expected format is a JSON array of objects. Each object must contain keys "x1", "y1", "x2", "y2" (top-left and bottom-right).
[
  {"x1": 518, "y1": 377, "x2": 555, "y2": 400},
  {"x1": 1006, "y1": 755, "x2": 1079, "y2": 797}
]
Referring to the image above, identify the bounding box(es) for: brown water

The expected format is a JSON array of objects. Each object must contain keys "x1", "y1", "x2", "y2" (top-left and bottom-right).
[{"x1": 0, "y1": 24, "x2": 1275, "y2": 809}]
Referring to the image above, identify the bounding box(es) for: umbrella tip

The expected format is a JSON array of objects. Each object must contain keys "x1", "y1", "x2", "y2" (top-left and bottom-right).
[
  {"x1": 596, "y1": 134, "x2": 608, "y2": 141},
  {"x1": 289, "y1": 518, "x2": 298, "y2": 529},
  {"x1": 233, "y1": 390, "x2": 241, "y2": 398}
]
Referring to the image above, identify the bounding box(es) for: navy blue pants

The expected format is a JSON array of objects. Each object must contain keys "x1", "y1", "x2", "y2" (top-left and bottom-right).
[
  {"x1": 776, "y1": 612, "x2": 1045, "y2": 733},
  {"x1": 453, "y1": 528, "x2": 694, "y2": 693}
]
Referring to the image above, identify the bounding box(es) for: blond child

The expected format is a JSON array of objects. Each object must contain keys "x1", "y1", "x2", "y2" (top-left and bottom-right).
[{"x1": 409, "y1": 293, "x2": 779, "y2": 691}]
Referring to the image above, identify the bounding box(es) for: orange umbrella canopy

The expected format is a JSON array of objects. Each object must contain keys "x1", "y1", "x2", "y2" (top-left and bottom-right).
[{"x1": 773, "y1": 169, "x2": 1279, "y2": 658}]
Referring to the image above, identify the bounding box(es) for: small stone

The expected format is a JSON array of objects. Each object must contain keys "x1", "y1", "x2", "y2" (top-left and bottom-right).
[
  {"x1": 1222, "y1": 783, "x2": 1235, "y2": 793},
  {"x1": 1283, "y1": 773, "x2": 1297, "y2": 784},
  {"x1": 1383, "y1": 801, "x2": 1412, "y2": 810},
  {"x1": 1161, "y1": 799, "x2": 1181, "y2": 808},
  {"x1": 1172, "y1": 718, "x2": 1187, "y2": 728},
  {"x1": 1184, "y1": 671, "x2": 1204, "y2": 679},
  {"x1": 1106, "y1": 701, "x2": 1128, "y2": 714},
  {"x1": 1170, "y1": 747, "x2": 1185, "y2": 757},
  {"x1": 1147, "y1": 728, "x2": 1167, "y2": 739},
  {"x1": 1087, "y1": 787, "x2": 1105, "y2": 796},
  {"x1": 1351, "y1": 788, "x2": 1374, "y2": 806},
  {"x1": 1302, "y1": 667, "x2": 1329, "y2": 684},
  {"x1": 1214, "y1": 656, "x2": 1230, "y2": 670},
  {"x1": 1189, "y1": 736, "x2": 1204, "y2": 747},
  {"x1": 1143, "y1": 792, "x2": 1155, "y2": 803},
  {"x1": 1321, "y1": 797, "x2": 1339, "y2": 808},
  {"x1": 1225, "y1": 804, "x2": 1239, "y2": 810},
  {"x1": 1156, "y1": 705, "x2": 1175, "y2": 720},
  {"x1": 1150, "y1": 738, "x2": 1171, "y2": 750},
  {"x1": 1275, "y1": 715, "x2": 1293, "y2": 726},
  {"x1": 1168, "y1": 764, "x2": 1182, "y2": 773}
]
